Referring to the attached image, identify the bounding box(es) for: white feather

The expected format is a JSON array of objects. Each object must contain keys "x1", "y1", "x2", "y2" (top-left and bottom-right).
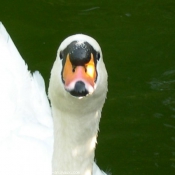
[
  {"x1": 0, "y1": 22, "x2": 53, "y2": 175},
  {"x1": 0, "y1": 22, "x2": 108, "y2": 175}
]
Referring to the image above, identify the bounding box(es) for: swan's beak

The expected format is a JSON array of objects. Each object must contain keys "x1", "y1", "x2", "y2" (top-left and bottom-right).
[{"x1": 62, "y1": 54, "x2": 96, "y2": 97}]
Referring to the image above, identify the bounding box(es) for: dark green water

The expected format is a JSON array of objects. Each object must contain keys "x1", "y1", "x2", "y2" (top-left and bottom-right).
[{"x1": 1, "y1": 0, "x2": 175, "y2": 174}]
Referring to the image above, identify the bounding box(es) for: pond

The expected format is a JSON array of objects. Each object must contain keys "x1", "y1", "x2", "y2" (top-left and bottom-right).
[{"x1": 0, "y1": 0, "x2": 175, "y2": 174}]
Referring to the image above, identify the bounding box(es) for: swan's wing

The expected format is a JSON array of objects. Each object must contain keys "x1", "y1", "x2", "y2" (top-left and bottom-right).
[{"x1": 0, "y1": 22, "x2": 53, "y2": 175}]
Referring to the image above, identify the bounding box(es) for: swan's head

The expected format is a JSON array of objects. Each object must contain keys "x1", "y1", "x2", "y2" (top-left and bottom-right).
[{"x1": 49, "y1": 34, "x2": 107, "y2": 111}]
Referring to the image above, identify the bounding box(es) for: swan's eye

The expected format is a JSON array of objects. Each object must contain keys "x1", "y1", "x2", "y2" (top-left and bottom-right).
[
  {"x1": 60, "y1": 51, "x2": 63, "y2": 60},
  {"x1": 96, "y1": 52, "x2": 100, "y2": 60}
]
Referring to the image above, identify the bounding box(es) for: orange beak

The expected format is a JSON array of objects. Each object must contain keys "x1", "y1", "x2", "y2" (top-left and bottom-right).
[{"x1": 62, "y1": 53, "x2": 96, "y2": 88}]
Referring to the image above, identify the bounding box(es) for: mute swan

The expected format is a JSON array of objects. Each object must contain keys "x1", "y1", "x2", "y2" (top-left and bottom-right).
[{"x1": 0, "y1": 22, "x2": 108, "y2": 175}]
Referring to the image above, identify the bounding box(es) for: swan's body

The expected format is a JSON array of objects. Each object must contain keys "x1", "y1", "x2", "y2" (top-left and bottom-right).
[
  {"x1": 0, "y1": 22, "x2": 108, "y2": 175},
  {"x1": 0, "y1": 22, "x2": 53, "y2": 175}
]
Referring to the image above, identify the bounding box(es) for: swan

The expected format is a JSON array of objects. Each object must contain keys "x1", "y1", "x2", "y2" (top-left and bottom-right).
[{"x1": 0, "y1": 22, "x2": 108, "y2": 175}]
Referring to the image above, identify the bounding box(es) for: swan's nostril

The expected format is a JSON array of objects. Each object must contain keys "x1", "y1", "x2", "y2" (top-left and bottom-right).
[{"x1": 70, "y1": 81, "x2": 88, "y2": 97}]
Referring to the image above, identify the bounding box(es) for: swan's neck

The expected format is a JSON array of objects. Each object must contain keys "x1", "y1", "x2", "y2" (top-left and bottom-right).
[{"x1": 52, "y1": 107, "x2": 101, "y2": 175}]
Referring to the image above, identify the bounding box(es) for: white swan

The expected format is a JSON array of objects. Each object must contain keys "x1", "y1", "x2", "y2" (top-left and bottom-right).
[{"x1": 0, "y1": 22, "x2": 108, "y2": 175}]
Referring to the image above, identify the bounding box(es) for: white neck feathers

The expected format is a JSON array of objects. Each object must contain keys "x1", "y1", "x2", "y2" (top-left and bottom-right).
[{"x1": 52, "y1": 107, "x2": 102, "y2": 175}]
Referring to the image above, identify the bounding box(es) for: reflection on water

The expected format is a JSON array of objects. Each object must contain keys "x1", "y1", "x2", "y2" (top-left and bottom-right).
[
  {"x1": 148, "y1": 69, "x2": 175, "y2": 174},
  {"x1": 150, "y1": 69, "x2": 175, "y2": 91},
  {"x1": 0, "y1": 0, "x2": 175, "y2": 174}
]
